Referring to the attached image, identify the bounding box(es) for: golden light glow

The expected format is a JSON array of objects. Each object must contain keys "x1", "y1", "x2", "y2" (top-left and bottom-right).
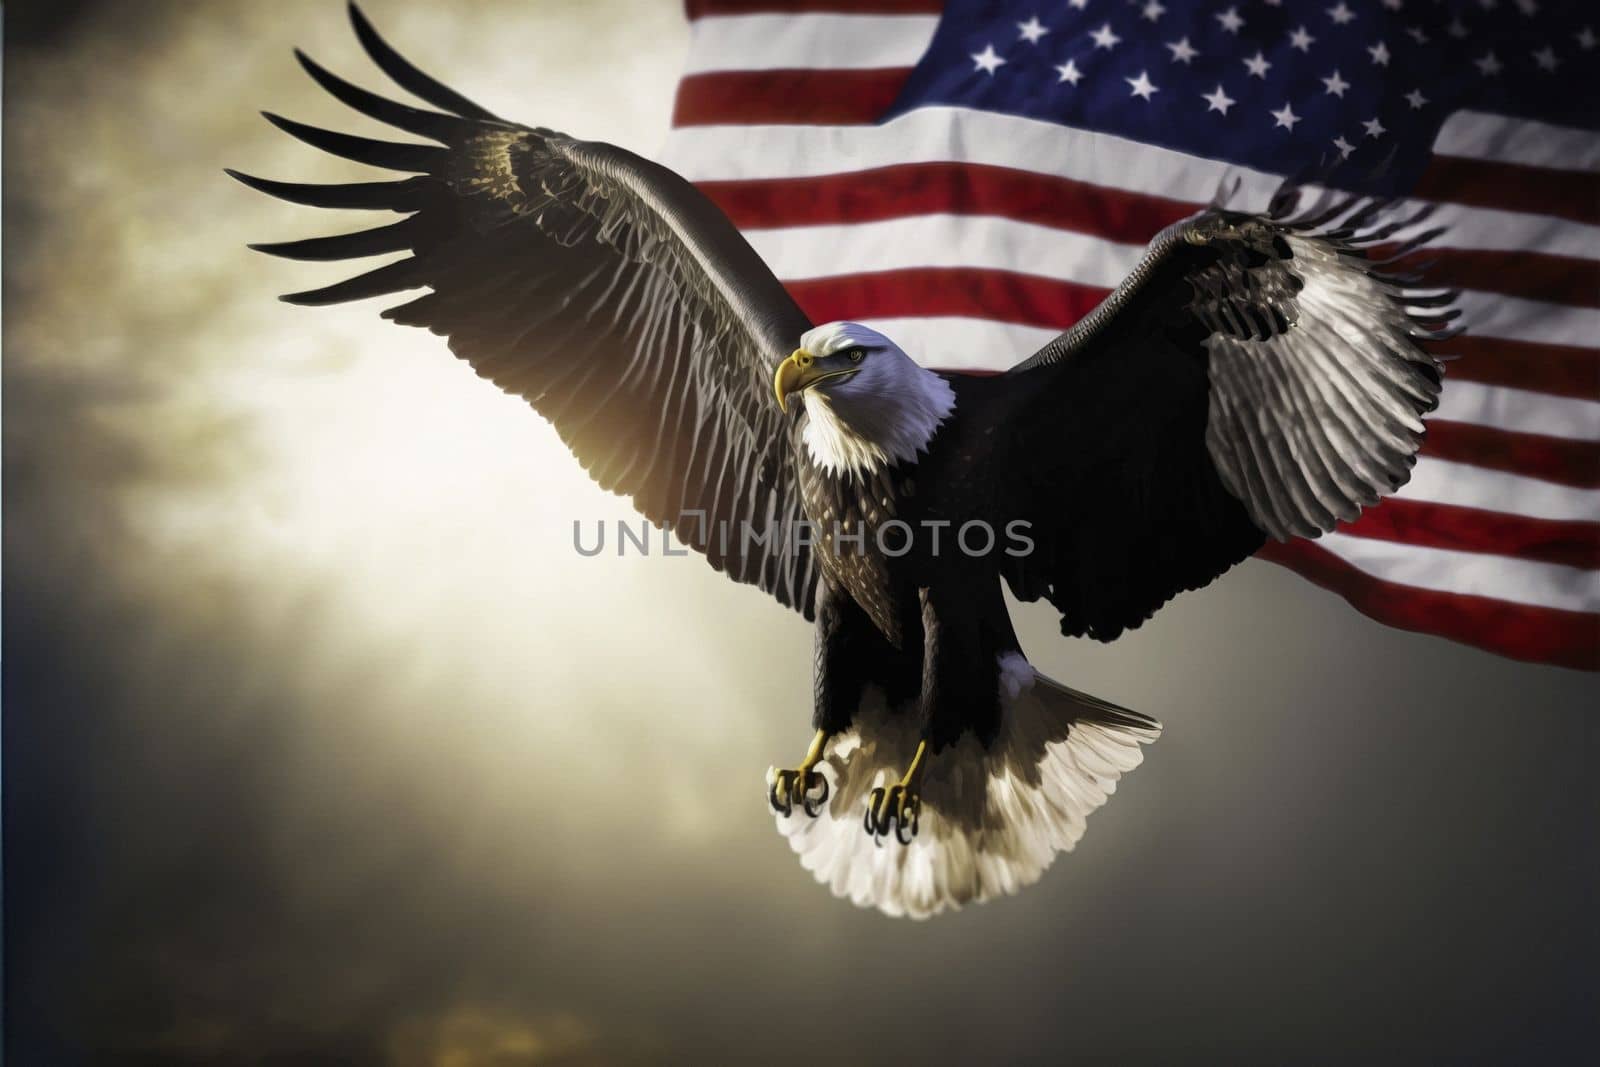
[
  {"x1": 16, "y1": 0, "x2": 817, "y2": 892},
  {"x1": 16, "y1": 5, "x2": 1581, "y2": 1061}
]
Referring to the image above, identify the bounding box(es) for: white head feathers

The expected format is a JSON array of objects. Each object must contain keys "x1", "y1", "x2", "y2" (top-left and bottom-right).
[{"x1": 795, "y1": 322, "x2": 956, "y2": 476}]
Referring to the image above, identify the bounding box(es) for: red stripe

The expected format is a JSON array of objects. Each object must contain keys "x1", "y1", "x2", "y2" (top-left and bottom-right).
[
  {"x1": 1422, "y1": 420, "x2": 1600, "y2": 489},
  {"x1": 786, "y1": 267, "x2": 1106, "y2": 327},
  {"x1": 1257, "y1": 540, "x2": 1599, "y2": 670},
  {"x1": 674, "y1": 69, "x2": 899, "y2": 127},
  {"x1": 1428, "y1": 336, "x2": 1599, "y2": 402},
  {"x1": 675, "y1": 69, "x2": 909, "y2": 127},
  {"x1": 1416, "y1": 155, "x2": 1600, "y2": 227},
  {"x1": 1381, "y1": 246, "x2": 1600, "y2": 310},
  {"x1": 1342, "y1": 499, "x2": 1600, "y2": 570},
  {"x1": 686, "y1": 0, "x2": 941, "y2": 17},
  {"x1": 697, "y1": 163, "x2": 1197, "y2": 242}
]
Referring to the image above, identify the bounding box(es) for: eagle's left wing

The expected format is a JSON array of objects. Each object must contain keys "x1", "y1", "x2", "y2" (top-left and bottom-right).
[
  {"x1": 989, "y1": 191, "x2": 1455, "y2": 641},
  {"x1": 232, "y1": 5, "x2": 820, "y2": 617}
]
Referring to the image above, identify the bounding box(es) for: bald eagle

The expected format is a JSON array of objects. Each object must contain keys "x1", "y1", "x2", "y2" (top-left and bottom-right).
[{"x1": 234, "y1": 6, "x2": 1453, "y2": 918}]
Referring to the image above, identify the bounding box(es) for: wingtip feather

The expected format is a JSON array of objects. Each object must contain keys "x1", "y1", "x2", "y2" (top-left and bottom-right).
[
  {"x1": 346, "y1": 0, "x2": 499, "y2": 121},
  {"x1": 260, "y1": 110, "x2": 444, "y2": 173},
  {"x1": 292, "y1": 44, "x2": 463, "y2": 143}
]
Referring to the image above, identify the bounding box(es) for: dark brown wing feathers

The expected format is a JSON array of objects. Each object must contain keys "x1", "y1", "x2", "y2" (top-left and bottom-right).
[{"x1": 234, "y1": 3, "x2": 819, "y2": 617}]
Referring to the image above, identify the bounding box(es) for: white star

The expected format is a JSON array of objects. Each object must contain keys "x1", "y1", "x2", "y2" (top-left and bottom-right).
[
  {"x1": 971, "y1": 44, "x2": 1006, "y2": 74},
  {"x1": 1580, "y1": 27, "x2": 1597, "y2": 50},
  {"x1": 1381, "y1": 0, "x2": 1402, "y2": 9},
  {"x1": 1322, "y1": 69, "x2": 1351, "y2": 96},
  {"x1": 1244, "y1": 51, "x2": 1272, "y2": 78},
  {"x1": 1017, "y1": 16, "x2": 1048, "y2": 44},
  {"x1": 1126, "y1": 70, "x2": 1160, "y2": 100},
  {"x1": 1141, "y1": 1, "x2": 1167, "y2": 22},
  {"x1": 1289, "y1": 26, "x2": 1316, "y2": 52},
  {"x1": 1090, "y1": 22, "x2": 1122, "y2": 50},
  {"x1": 1532, "y1": 46, "x2": 1560, "y2": 70},
  {"x1": 1328, "y1": 3, "x2": 1356, "y2": 25},
  {"x1": 1166, "y1": 37, "x2": 1199, "y2": 64},
  {"x1": 1216, "y1": 6, "x2": 1245, "y2": 34},
  {"x1": 1475, "y1": 51, "x2": 1503, "y2": 75},
  {"x1": 1270, "y1": 102, "x2": 1301, "y2": 131},
  {"x1": 1404, "y1": 88, "x2": 1428, "y2": 109},
  {"x1": 1515, "y1": 0, "x2": 1538, "y2": 14},
  {"x1": 1368, "y1": 41, "x2": 1391, "y2": 66},
  {"x1": 1363, "y1": 116, "x2": 1386, "y2": 138},
  {"x1": 1067, "y1": 0, "x2": 1088, "y2": 8},
  {"x1": 1332, "y1": 135, "x2": 1356, "y2": 158},
  {"x1": 1055, "y1": 59, "x2": 1083, "y2": 85},
  {"x1": 1448, "y1": 18, "x2": 1468, "y2": 39},
  {"x1": 1203, "y1": 84, "x2": 1236, "y2": 115},
  {"x1": 1406, "y1": 26, "x2": 1429, "y2": 44}
]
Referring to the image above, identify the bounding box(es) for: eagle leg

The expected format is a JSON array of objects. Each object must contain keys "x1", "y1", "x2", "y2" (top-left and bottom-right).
[
  {"x1": 769, "y1": 729, "x2": 831, "y2": 818},
  {"x1": 864, "y1": 739, "x2": 926, "y2": 845}
]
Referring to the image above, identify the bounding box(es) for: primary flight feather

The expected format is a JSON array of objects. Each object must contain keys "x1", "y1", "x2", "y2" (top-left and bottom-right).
[{"x1": 234, "y1": 5, "x2": 1453, "y2": 919}]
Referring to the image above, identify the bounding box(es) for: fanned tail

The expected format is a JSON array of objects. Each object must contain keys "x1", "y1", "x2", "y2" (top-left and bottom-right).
[{"x1": 770, "y1": 653, "x2": 1159, "y2": 919}]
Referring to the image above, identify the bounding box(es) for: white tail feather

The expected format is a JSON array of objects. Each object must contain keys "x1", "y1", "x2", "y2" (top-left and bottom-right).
[{"x1": 769, "y1": 653, "x2": 1160, "y2": 919}]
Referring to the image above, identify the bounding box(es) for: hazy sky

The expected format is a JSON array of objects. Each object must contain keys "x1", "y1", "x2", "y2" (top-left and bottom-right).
[{"x1": 5, "y1": 2, "x2": 1595, "y2": 1064}]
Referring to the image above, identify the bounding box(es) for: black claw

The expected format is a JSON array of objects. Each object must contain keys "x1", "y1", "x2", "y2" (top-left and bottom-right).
[
  {"x1": 863, "y1": 784, "x2": 921, "y2": 843},
  {"x1": 773, "y1": 769, "x2": 828, "y2": 819},
  {"x1": 865, "y1": 787, "x2": 885, "y2": 835},
  {"x1": 895, "y1": 814, "x2": 916, "y2": 846},
  {"x1": 800, "y1": 769, "x2": 829, "y2": 817},
  {"x1": 769, "y1": 774, "x2": 793, "y2": 817}
]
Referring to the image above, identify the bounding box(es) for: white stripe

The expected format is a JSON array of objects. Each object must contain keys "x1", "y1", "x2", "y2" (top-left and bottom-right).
[
  {"x1": 868, "y1": 317, "x2": 1058, "y2": 368},
  {"x1": 663, "y1": 105, "x2": 1281, "y2": 195},
  {"x1": 1433, "y1": 110, "x2": 1600, "y2": 174},
  {"x1": 1315, "y1": 532, "x2": 1600, "y2": 613},
  {"x1": 744, "y1": 215, "x2": 1145, "y2": 287},
  {"x1": 661, "y1": 109, "x2": 1600, "y2": 256},
  {"x1": 683, "y1": 14, "x2": 938, "y2": 74},
  {"x1": 1398, "y1": 457, "x2": 1600, "y2": 523},
  {"x1": 1399, "y1": 203, "x2": 1597, "y2": 259},
  {"x1": 1435, "y1": 381, "x2": 1600, "y2": 442},
  {"x1": 1455, "y1": 291, "x2": 1600, "y2": 349}
]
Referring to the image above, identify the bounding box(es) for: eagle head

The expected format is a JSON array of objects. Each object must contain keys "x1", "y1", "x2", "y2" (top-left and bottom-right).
[{"x1": 773, "y1": 322, "x2": 956, "y2": 475}]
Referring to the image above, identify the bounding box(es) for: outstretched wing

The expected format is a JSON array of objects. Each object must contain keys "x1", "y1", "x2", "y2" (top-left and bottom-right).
[
  {"x1": 993, "y1": 191, "x2": 1454, "y2": 641},
  {"x1": 232, "y1": 4, "x2": 819, "y2": 616}
]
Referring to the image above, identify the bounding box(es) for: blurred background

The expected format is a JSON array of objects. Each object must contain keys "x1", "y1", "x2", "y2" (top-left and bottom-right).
[{"x1": 4, "y1": 2, "x2": 1595, "y2": 1063}]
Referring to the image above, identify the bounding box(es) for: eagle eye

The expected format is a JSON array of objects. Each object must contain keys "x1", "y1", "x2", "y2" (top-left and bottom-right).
[{"x1": 846, "y1": 348, "x2": 865, "y2": 362}]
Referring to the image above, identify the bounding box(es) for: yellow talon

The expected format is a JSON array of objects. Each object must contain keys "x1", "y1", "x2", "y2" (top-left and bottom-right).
[
  {"x1": 769, "y1": 729, "x2": 831, "y2": 817},
  {"x1": 865, "y1": 740, "x2": 927, "y2": 843}
]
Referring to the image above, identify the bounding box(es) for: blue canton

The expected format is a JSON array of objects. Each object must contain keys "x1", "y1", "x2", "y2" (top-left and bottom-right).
[{"x1": 888, "y1": 0, "x2": 1599, "y2": 193}]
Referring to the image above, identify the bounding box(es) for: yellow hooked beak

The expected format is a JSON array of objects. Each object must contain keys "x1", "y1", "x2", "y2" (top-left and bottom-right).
[
  {"x1": 773, "y1": 349, "x2": 811, "y2": 413},
  {"x1": 772, "y1": 348, "x2": 858, "y2": 412}
]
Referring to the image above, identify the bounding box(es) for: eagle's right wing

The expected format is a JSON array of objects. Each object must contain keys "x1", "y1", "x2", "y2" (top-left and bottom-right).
[
  {"x1": 989, "y1": 190, "x2": 1454, "y2": 641},
  {"x1": 232, "y1": 4, "x2": 820, "y2": 617}
]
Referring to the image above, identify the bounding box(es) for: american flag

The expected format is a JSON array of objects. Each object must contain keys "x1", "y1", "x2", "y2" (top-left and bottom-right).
[{"x1": 660, "y1": 0, "x2": 1599, "y2": 671}]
